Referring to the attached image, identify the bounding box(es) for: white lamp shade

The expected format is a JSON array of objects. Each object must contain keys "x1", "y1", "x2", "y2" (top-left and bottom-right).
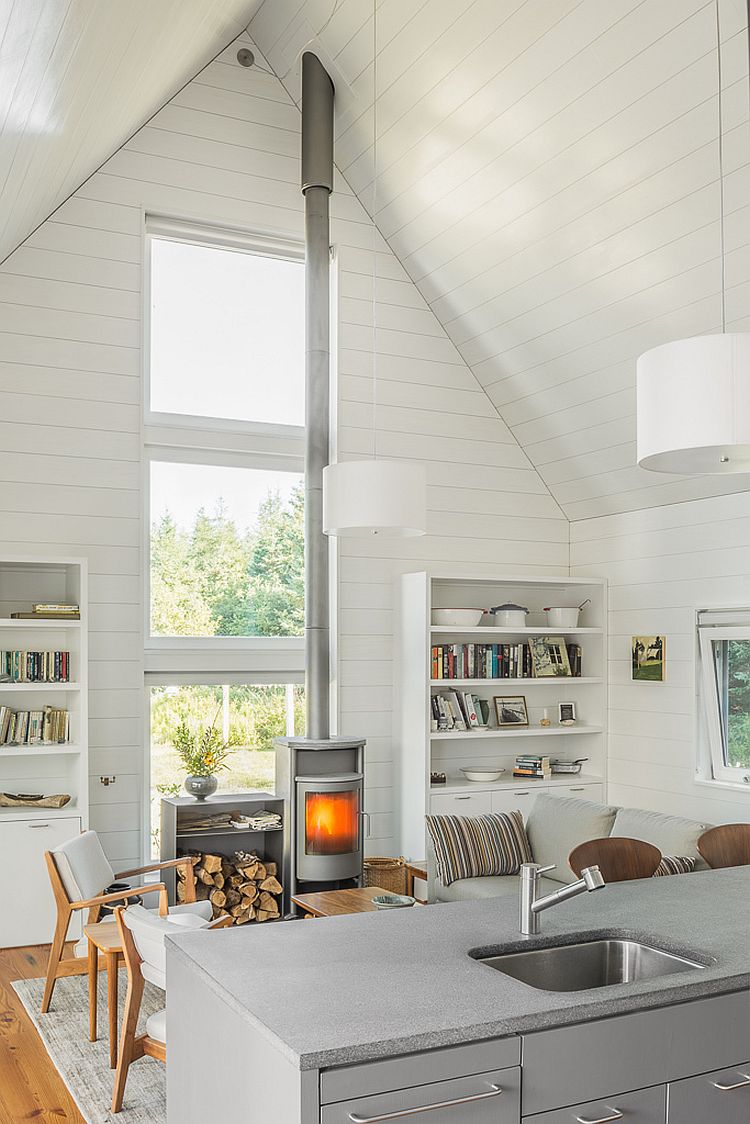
[
  {"x1": 637, "y1": 332, "x2": 750, "y2": 473},
  {"x1": 323, "y1": 460, "x2": 427, "y2": 536}
]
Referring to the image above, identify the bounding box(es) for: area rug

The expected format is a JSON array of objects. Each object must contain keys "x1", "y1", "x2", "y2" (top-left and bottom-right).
[{"x1": 13, "y1": 973, "x2": 166, "y2": 1123}]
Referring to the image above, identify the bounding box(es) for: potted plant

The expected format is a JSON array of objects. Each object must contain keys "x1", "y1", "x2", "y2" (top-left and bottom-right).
[{"x1": 172, "y1": 714, "x2": 230, "y2": 801}]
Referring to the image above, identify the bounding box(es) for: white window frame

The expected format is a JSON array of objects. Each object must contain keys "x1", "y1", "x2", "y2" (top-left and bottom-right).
[
  {"x1": 143, "y1": 215, "x2": 306, "y2": 669},
  {"x1": 698, "y1": 611, "x2": 750, "y2": 787}
]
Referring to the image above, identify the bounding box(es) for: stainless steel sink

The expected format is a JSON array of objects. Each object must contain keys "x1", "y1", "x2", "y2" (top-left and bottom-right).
[{"x1": 473, "y1": 939, "x2": 705, "y2": 991}]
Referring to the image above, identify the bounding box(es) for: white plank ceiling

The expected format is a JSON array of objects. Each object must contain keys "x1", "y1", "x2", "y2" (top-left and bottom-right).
[
  {"x1": 250, "y1": 0, "x2": 750, "y2": 519},
  {"x1": 0, "y1": 0, "x2": 263, "y2": 267}
]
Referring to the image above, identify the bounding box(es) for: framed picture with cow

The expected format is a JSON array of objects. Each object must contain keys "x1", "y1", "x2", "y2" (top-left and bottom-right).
[{"x1": 632, "y1": 635, "x2": 665, "y2": 682}]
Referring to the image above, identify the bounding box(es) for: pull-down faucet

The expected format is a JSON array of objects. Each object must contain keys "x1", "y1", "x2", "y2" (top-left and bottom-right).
[{"x1": 519, "y1": 862, "x2": 605, "y2": 935}]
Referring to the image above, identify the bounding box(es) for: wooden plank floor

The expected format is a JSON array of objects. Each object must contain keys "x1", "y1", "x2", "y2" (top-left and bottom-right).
[{"x1": 0, "y1": 943, "x2": 85, "y2": 1123}]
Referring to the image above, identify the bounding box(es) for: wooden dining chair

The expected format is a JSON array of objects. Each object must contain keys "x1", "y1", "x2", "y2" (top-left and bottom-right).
[
  {"x1": 569, "y1": 837, "x2": 662, "y2": 882},
  {"x1": 698, "y1": 823, "x2": 750, "y2": 869},
  {"x1": 42, "y1": 829, "x2": 206, "y2": 1014},
  {"x1": 112, "y1": 904, "x2": 232, "y2": 1113}
]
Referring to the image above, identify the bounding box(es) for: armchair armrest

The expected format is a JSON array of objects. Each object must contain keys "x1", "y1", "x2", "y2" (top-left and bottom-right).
[
  {"x1": 76, "y1": 882, "x2": 169, "y2": 917},
  {"x1": 115, "y1": 856, "x2": 196, "y2": 879},
  {"x1": 207, "y1": 914, "x2": 233, "y2": 929}
]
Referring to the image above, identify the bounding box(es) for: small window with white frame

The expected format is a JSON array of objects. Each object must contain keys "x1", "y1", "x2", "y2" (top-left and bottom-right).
[{"x1": 698, "y1": 609, "x2": 750, "y2": 785}]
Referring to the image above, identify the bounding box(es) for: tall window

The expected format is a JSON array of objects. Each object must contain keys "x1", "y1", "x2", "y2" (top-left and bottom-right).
[
  {"x1": 698, "y1": 610, "x2": 750, "y2": 785},
  {"x1": 144, "y1": 218, "x2": 306, "y2": 854}
]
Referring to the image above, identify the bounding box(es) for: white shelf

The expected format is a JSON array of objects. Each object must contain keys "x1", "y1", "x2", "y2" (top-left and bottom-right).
[
  {"x1": 430, "y1": 724, "x2": 603, "y2": 741},
  {"x1": 0, "y1": 681, "x2": 80, "y2": 692},
  {"x1": 430, "y1": 625, "x2": 603, "y2": 636},
  {"x1": 0, "y1": 618, "x2": 80, "y2": 629},
  {"x1": 430, "y1": 677, "x2": 602, "y2": 687},
  {"x1": 432, "y1": 773, "x2": 604, "y2": 795},
  {"x1": 0, "y1": 744, "x2": 81, "y2": 757}
]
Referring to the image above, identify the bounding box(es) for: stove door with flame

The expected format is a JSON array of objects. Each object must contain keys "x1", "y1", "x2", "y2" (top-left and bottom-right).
[{"x1": 296, "y1": 774, "x2": 363, "y2": 881}]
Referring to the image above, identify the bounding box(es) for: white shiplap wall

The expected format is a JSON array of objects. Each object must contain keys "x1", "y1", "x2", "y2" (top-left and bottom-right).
[
  {"x1": 251, "y1": 0, "x2": 750, "y2": 521},
  {"x1": 571, "y1": 492, "x2": 750, "y2": 827},
  {"x1": 0, "y1": 32, "x2": 568, "y2": 862}
]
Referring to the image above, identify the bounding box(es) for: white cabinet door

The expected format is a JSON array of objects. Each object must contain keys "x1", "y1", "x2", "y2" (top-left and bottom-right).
[
  {"x1": 430, "y1": 791, "x2": 491, "y2": 816},
  {"x1": 547, "y1": 783, "x2": 604, "y2": 803},
  {"x1": 0, "y1": 816, "x2": 82, "y2": 947},
  {"x1": 491, "y1": 787, "x2": 547, "y2": 820}
]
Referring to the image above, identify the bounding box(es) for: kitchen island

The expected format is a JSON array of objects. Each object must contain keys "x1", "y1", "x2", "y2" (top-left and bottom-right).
[{"x1": 166, "y1": 867, "x2": 750, "y2": 1123}]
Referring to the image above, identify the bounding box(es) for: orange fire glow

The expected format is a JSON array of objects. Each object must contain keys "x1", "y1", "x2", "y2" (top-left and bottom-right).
[{"x1": 305, "y1": 790, "x2": 359, "y2": 855}]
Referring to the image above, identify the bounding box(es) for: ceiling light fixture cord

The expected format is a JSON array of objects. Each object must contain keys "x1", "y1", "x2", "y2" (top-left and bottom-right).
[
  {"x1": 716, "y1": 0, "x2": 726, "y2": 334},
  {"x1": 372, "y1": 0, "x2": 379, "y2": 462}
]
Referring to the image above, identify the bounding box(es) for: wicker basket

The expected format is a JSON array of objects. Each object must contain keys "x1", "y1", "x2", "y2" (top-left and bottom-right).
[{"x1": 363, "y1": 856, "x2": 407, "y2": 895}]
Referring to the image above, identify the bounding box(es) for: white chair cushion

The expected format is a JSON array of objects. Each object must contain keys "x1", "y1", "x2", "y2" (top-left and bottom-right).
[
  {"x1": 52, "y1": 830, "x2": 115, "y2": 903},
  {"x1": 124, "y1": 904, "x2": 212, "y2": 991},
  {"x1": 145, "y1": 1008, "x2": 167, "y2": 1045},
  {"x1": 167, "y1": 900, "x2": 213, "y2": 922}
]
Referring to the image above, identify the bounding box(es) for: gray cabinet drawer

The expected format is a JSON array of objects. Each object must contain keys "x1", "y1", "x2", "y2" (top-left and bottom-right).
[
  {"x1": 668, "y1": 1062, "x2": 750, "y2": 1123},
  {"x1": 321, "y1": 1067, "x2": 520, "y2": 1124},
  {"x1": 522, "y1": 992, "x2": 750, "y2": 1115},
  {"x1": 524, "y1": 1084, "x2": 665, "y2": 1124},
  {"x1": 321, "y1": 1038, "x2": 520, "y2": 1103}
]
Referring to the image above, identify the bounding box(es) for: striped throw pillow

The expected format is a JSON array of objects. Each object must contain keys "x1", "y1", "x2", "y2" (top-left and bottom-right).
[
  {"x1": 426, "y1": 810, "x2": 533, "y2": 886},
  {"x1": 653, "y1": 855, "x2": 697, "y2": 877}
]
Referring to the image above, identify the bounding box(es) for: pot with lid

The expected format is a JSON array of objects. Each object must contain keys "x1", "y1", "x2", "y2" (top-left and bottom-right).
[{"x1": 487, "y1": 603, "x2": 528, "y2": 627}]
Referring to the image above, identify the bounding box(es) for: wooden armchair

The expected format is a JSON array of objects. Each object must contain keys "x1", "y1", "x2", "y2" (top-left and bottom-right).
[
  {"x1": 42, "y1": 829, "x2": 206, "y2": 1013},
  {"x1": 112, "y1": 904, "x2": 232, "y2": 1113}
]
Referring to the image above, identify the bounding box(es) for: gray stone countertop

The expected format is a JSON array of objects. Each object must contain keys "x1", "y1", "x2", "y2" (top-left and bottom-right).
[{"x1": 166, "y1": 866, "x2": 750, "y2": 1071}]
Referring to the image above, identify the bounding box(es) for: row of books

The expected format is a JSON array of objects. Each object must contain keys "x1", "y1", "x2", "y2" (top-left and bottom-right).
[
  {"x1": 0, "y1": 650, "x2": 71, "y2": 683},
  {"x1": 514, "y1": 755, "x2": 551, "y2": 779},
  {"x1": 10, "y1": 602, "x2": 80, "y2": 621},
  {"x1": 432, "y1": 690, "x2": 492, "y2": 731},
  {"x1": 431, "y1": 643, "x2": 583, "y2": 680},
  {"x1": 0, "y1": 705, "x2": 70, "y2": 745}
]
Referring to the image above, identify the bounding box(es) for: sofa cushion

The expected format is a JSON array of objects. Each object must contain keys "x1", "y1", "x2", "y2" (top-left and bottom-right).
[
  {"x1": 526, "y1": 794, "x2": 619, "y2": 884},
  {"x1": 435, "y1": 873, "x2": 559, "y2": 903},
  {"x1": 425, "y1": 810, "x2": 532, "y2": 886},
  {"x1": 611, "y1": 807, "x2": 712, "y2": 871},
  {"x1": 653, "y1": 855, "x2": 697, "y2": 877}
]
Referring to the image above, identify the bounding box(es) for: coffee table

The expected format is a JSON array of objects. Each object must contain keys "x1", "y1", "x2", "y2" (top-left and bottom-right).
[
  {"x1": 84, "y1": 919, "x2": 122, "y2": 1068},
  {"x1": 292, "y1": 885, "x2": 413, "y2": 918}
]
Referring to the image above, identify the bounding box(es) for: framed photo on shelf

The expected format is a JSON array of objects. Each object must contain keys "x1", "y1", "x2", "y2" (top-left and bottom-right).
[
  {"x1": 494, "y1": 695, "x2": 529, "y2": 728},
  {"x1": 529, "y1": 636, "x2": 571, "y2": 677},
  {"x1": 558, "y1": 702, "x2": 577, "y2": 725}
]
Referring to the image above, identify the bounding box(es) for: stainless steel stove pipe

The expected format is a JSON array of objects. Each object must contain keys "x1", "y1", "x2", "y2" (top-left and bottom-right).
[{"x1": 301, "y1": 52, "x2": 334, "y2": 741}]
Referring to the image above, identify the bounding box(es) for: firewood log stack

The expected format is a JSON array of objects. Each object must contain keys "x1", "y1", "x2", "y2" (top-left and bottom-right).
[{"x1": 176, "y1": 850, "x2": 283, "y2": 924}]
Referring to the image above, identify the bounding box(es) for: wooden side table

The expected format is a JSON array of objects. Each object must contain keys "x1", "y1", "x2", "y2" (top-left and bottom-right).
[
  {"x1": 84, "y1": 919, "x2": 122, "y2": 1069},
  {"x1": 405, "y1": 860, "x2": 428, "y2": 903},
  {"x1": 292, "y1": 886, "x2": 394, "y2": 918}
]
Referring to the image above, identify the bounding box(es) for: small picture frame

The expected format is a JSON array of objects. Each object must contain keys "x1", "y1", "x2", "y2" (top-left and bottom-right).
[
  {"x1": 558, "y1": 702, "x2": 577, "y2": 725},
  {"x1": 632, "y1": 635, "x2": 665, "y2": 682},
  {"x1": 494, "y1": 695, "x2": 529, "y2": 728}
]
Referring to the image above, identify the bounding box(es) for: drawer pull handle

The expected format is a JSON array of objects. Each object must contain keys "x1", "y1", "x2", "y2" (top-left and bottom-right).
[
  {"x1": 347, "y1": 1083, "x2": 503, "y2": 1122},
  {"x1": 569, "y1": 787, "x2": 585, "y2": 792},
  {"x1": 513, "y1": 792, "x2": 531, "y2": 797},
  {"x1": 712, "y1": 1073, "x2": 750, "y2": 1090},
  {"x1": 575, "y1": 1111, "x2": 623, "y2": 1124},
  {"x1": 28, "y1": 823, "x2": 50, "y2": 829},
  {"x1": 454, "y1": 796, "x2": 472, "y2": 801}
]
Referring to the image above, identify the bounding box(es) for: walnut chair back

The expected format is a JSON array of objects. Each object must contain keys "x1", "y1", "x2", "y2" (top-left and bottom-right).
[
  {"x1": 569, "y1": 836, "x2": 662, "y2": 883},
  {"x1": 698, "y1": 823, "x2": 750, "y2": 869}
]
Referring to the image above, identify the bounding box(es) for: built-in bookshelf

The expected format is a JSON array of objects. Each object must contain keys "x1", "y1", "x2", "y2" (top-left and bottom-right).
[
  {"x1": 0, "y1": 557, "x2": 88, "y2": 947},
  {"x1": 395, "y1": 571, "x2": 607, "y2": 859}
]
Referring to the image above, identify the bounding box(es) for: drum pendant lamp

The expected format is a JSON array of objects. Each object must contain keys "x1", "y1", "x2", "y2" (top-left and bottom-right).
[
  {"x1": 636, "y1": 0, "x2": 750, "y2": 475},
  {"x1": 322, "y1": 1, "x2": 427, "y2": 537}
]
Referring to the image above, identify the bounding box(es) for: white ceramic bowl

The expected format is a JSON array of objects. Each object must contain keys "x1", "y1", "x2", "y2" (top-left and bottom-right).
[
  {"x1": 491, "y1": 609, "x2": 528, "y2": 627},
  {"x1": 460, "y1": 766, "x2": 506, "y2": 782},
  {"x1": 431, "y1": 608, "x2": 484, "y2": 627},
  {"x1": 545, "y1": 607, "x2": 580, "y2": 628},
  {"x1": 372, "y1": 893, "x2": 416, "y2": 909}
]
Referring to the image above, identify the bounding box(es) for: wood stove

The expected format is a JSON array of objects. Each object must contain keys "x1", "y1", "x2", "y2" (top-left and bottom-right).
[{"x1": 275, "y1": 735, "x2": 366, "y2": 907}]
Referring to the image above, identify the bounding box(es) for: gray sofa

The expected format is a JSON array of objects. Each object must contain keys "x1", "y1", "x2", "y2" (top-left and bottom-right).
[{"x1": 427, "y1": 793, "x2": 712, "y2": 903}]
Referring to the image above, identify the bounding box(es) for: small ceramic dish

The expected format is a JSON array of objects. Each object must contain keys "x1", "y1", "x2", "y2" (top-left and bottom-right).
[
  {"x1": 372, "y1": 893, "x2": 416, "y2": 909},
  {"x1": 460, "y1": 766, "x2": 505, "y2": 782}
]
